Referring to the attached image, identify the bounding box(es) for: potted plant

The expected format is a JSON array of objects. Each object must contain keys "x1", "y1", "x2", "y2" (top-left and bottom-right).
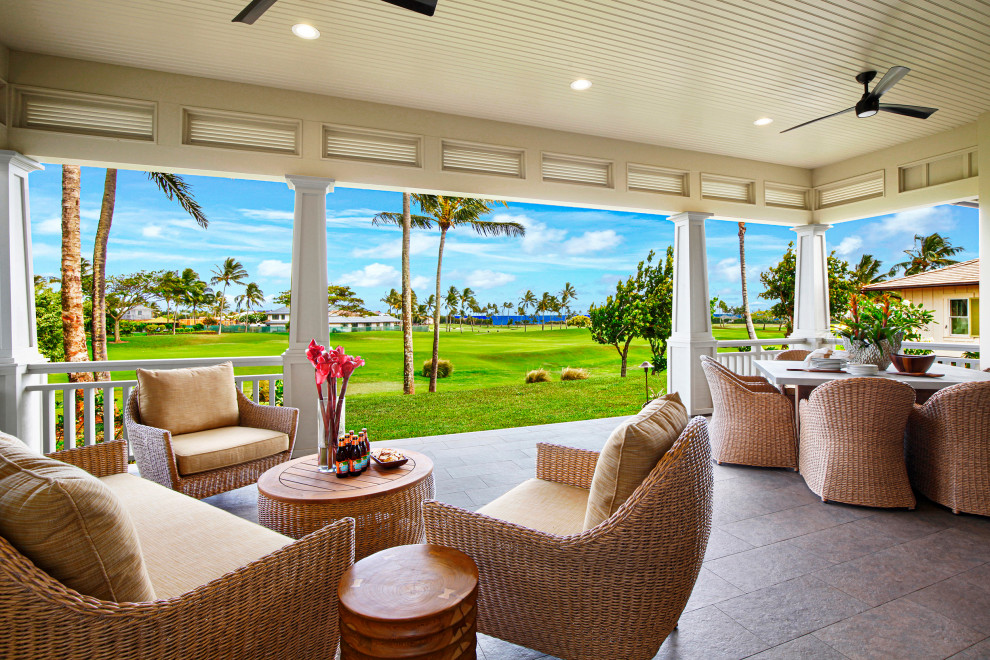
[{"x1": 836, "y1": 294, "x2": 934, "y2": 370}]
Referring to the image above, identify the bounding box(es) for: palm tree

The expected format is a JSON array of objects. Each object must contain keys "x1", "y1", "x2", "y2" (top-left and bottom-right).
[
  {"x1": 91, "y1": 170, "x2": 207, "y2": 377},
  {"x1": 210, "y1": 258, "x2": 248, "y2": 334},
  {"x1": 376, "y1": 195, "x2": 523, "y2": 392},
  {"x1": 519, "y1": 290, "x2": 537, "y2": 332},
  {"x1": 559, "y1": 282, "x2": 577, "y2": 321},
  {"x1": 380, "y1": 288, "x2": 401, "y2": 316},
  {"x1": 502, "y1": 301, "x2": 513, "y2": 322},
  {"x1": 460, "y1": 287, "x2": 476, "y2": 332},
  {"x1": 182, "y1": 276, "x2": 212, "y2": 325},
  {"x1": 738, "y1": 222, "x2": 757, "y2": 340},
  {"x1": 444, "y1": 286, "x2": 459, "y2": 332},
  {"x1": 237, "y1": 282, "x2": 265, "y2": 318},
  {"x1": 154, "y1": 270, "x2": 183, "y2": 333},
  {"x1": 891, "y1": 233, "x2": 964, "y2": 276},
  {"x1": 851, "y1": 254, "x2": 887, "y2": 293},
  {"x1": 537, "y1": 292, "x2": 553, "y2": 330},
  {"x1": 60, "y1": 165, "x2": 93, "y2": 386}
]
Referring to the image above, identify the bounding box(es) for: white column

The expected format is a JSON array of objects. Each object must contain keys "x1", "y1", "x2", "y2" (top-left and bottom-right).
[
  {"x1": 789, "y1": 224, "x2": 833, "y2": 349},
  {"x1": 979, "y1": 112, "x2": 989, "y2": 370},
  {"x1": 282, "y1": 175, "x2": 333, "y2": 457},
  {"x1": 666, "y1": 212, "x2": 716, "y2": 415},
  {"x1": 0, "y1": 151, "x2": 47, "y2": 450}
]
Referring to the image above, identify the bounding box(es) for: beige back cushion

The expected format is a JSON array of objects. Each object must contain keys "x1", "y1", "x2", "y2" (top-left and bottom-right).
[
  {"x1": 583, "y1": 392, "x2": 689, "y2": 530},
  {"x1": 0, "y1": 437, "x2": 156, "y2": 602},
  {"x1": 137, "y1": 362, "x2": 239, "y2": 435}
]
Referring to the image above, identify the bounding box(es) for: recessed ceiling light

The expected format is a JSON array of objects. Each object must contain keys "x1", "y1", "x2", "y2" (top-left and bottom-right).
[
  {"x1": 570, "y1": 79, "x2": 592, "y2": 91},
  {"x1": 291, "y1": 23, "x2": 320, "y2": 39},
  {"x1": 753, "y1": 117, "x2": 774, "y2": 126}
]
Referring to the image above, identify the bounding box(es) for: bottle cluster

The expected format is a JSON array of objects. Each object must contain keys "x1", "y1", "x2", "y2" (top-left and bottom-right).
[{"x1": 335, "y1": 428, "x2": 370, "y2": 478}]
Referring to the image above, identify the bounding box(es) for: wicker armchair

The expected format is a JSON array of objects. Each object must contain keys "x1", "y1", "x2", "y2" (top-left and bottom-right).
[
  {"x1": 125, "y1": 385, "x2": 298, "y2": 499},
  {"x1": 423, "y1": 417, "x2": 713, "y2": 660},
  {"x1": 799, "y1": 378, "x2": 916, "y2": 509},
  {"x1": 701, "y1": 356, "x2": 798, "y2": 469},
  {"x1": 0, "y1": 440, "x2": 354, "y2": 660},
  {"x1": 775, "y1": 349, "x2": 811, "y2": 361},
  {"x1": 906, "y1": 381, "x2": 990, "y2": 516}
]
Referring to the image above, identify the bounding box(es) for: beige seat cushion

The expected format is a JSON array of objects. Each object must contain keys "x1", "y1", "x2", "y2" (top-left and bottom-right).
[
  {"x1": 583, "y1": 392, "x2": 688, "y2": 530},
  {"x1": 137, "y1": 362, "x2": 239, "y2": 435},
  {"x1": 0, "y1": 437, "x2": 156, "y2": 602},
  {"x1": 477, "y1": 478, "x2": 589, "y2": 536},
  {"x1": 102, "y1": 473, "x2": 292, "y2": 599},
  {"x1": 171, "y1": 426, "x2": 289, "y2": 475}
]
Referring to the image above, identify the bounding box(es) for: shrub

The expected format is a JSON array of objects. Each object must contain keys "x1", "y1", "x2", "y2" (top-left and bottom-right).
[
  {"x1": 567, "y1": 315, "x2": 591, "y2": 327},
  {"x1": 192, "y1": 323, "x2": 204, "y2": 331},
  {"x1": 144, "y1": 323, "x2": 162, "y2": 334},
  {"x1": 422, "y1": 359, "x2": 454, "y2": 378},
  {"x1": 203, "y1": 316, "x2": 218, "y2": 326},
  {"x1": 525, "y1": 368, "x2": 550, "y2": 384},
  {"x1": 561, "y1": 367, "x2": 589, "y2": 381},
  {"x1": 119, "y1": 320, "x2": 137, "y2": 335}
]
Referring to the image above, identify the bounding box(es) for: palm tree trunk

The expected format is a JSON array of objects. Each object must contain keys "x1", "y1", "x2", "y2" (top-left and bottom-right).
[
  {"x1": 92, "y1": 169, "x2": 116, "y2": 381},
  {"x1": 401, "y1": 193, "x2": 414, "y2": 395},
  {"x1": 218, "y1": 286, "x2": 225, "y2": 335},
  {"x1": 738, "y1": 222, "x2": 757, "y2": 340},
  {"x1": 60, "y1": 165, "x2": 92, "y2": 386},
  {"x1": 430, "y1": 229, "x2": 446, "y2": 393}
]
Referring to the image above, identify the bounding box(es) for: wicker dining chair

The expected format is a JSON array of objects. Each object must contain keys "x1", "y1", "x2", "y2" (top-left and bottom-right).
[
  {"x1": 701, "y1": 356, "x2": 798, "y2": 469},
  {"x1": 799, "y1": 378, "x2": 917, "y2": 509},
  {"x1": 423, "y1": 417, "x2": 713, "y2": 660},
  {"x1": 906, "y1": 381, "x2": 990, "y2": 516},
  {"x1": 775, "y1": 349, "x2": 811, "y2": 361},
  {"x1": 125, "y1": 383, "x2": 298, "y2": 499}
]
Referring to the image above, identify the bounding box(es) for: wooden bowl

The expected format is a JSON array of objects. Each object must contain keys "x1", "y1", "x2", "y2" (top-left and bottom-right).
[
  {"x1": 370, "y1": 450, "x2": 409, "y2": 469},
  {"x1": 890, "y1": 353, "x2": 937, "y2": 374}
]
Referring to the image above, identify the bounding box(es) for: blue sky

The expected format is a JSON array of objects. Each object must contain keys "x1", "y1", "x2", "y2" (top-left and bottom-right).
[{"x1": 28, "y1": 165, "x2": 979, "y2": 314}]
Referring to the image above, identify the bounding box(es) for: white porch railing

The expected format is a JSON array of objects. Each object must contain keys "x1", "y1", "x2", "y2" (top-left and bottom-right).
[
  {"x1": 714, "y1": 338, "x2": 812, "y2": 376},
  {"x1": 23, "y1": 356, "x2": 283, "y2": 455}
]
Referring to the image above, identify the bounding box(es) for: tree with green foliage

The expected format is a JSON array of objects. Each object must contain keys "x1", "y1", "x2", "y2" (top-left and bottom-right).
[
  {"x1": 106, "y1": 271, "x2": 154, "y2": 343},
  {"x1": 210, "y1": 258, "x2": 248, "y2": 334},
  {"x1": 274, "y1": 290, "x2": 292, "y2": 307},
  {"x1": 850, "y1": 254, "x2": 887, "y2": 294},
  {"x1": 891, "y1": 233, "x2": 964, "y2": 276},
  {"x1": 589, "y1": 276, "x2": 639, "y2": 377},
  {"x1": 328, "y1": 284, "x2": 372, "y2": 316},
  {"x1": 236, "y1": 282, "x2": 265, "y2": 315},
  {"x1": 34, "y1": 281, "x2": 65, "y2": 361},
  {"x1": 759, "y1": 242, "x2": 855, "y2": 335}
]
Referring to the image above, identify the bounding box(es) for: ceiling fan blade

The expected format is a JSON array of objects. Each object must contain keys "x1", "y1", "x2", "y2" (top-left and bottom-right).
[
  {"x1": 870, "y1": 65, "x2": 910, "y2": 97},
  {"x1": 780, "y1": 107, "x2": 854, "y2": 133},
  {"x1": 233, "y1": 0, "x2": 278, "y2": 24},
  {"x1": 381, "y1": 0, "x2": 438, "y2": 16},
  {"x1": 878, "y1": 103, "x2": 938, "y2": 119}
]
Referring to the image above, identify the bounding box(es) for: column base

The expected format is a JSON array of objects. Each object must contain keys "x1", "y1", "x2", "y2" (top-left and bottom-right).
[
  {"x1": 666, "y1": 337, "x2": 717, "y2": 416},
  {"x1": 786, "y1": 333, "x2": 832, "y2": 351}
]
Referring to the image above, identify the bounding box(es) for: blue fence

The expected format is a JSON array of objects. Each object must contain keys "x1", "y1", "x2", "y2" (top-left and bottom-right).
[{"x1": 457, "y1": 314, "x2": 567, "y2": 326}]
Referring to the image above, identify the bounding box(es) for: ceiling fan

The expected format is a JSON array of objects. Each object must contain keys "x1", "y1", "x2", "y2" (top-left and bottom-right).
[
  {"x1": 781, "y1": 66, "x2": 938, "y2": 133},
  {"x1": 232, "y1": 0, "x2": 437, "y2": 24}
]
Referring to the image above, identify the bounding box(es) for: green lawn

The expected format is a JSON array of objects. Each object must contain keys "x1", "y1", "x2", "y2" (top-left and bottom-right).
[{"x1": 62, "y1": 324, "x2": 786, "y2": 440}]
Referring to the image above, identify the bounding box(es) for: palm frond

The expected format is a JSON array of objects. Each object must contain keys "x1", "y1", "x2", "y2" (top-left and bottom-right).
[
  {"x1": 467, "y1": 219, "x2": 526, "y2": 237},
  {"x1": 372, "y1": 211, "x2": 434, "y2": 229},
  {"x1": 146, "y1": 172, "x2": 208, "y2": 228}
]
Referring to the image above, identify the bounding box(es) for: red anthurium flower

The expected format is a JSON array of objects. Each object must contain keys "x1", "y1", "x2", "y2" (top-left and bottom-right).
[
  {"x1": 306, "y1": 339, "x2": 325, "y2": 367},
  {"x1": 314, "y1": 354, "x2": 333, "y2": 385},
  {"x1": 339, "y1": 354, "x2": 365, "y2": 379}
]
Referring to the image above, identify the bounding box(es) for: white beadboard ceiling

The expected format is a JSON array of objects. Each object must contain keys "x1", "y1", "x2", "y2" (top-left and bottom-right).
[{"x1": 1, "y1": 0, "x2": 988, "y2": 169}]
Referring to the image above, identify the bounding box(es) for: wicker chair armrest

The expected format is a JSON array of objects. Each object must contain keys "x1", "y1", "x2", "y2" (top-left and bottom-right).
[
  {"x1": 123, "y1": 405, "x2": 179, "y2": 490},
  {"x1": 424, "y1": 500, "x2": 573, "y2": 555},
  {"x1": 45, "y1": 440, "x2": 127, "y2": 478},
  {"x1": 237, "y1": 390, "x2": 299, "y2": 453},
  {"x1": 535, "y1": 443, "x2": 599, "y2": 489},
  {"x1": 740, "y1": 380, "x2": 781, "y2": 394},
  {"x1": 735, "y1": 374, "x2": 771, "y2": 384}
]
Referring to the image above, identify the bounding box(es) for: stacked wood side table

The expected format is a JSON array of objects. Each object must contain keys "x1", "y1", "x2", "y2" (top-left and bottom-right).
[
  {"x1": 257, "y1": 450, "x2": 434, "y2": 560},
  {"x1": 338, "y1": 544, "x2": 479, "y2": 660}
]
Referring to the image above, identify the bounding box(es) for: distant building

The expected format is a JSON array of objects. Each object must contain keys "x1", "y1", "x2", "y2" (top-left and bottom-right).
[
  {"x1": 265, "y1": 307, "x2": 291, "y2": 328},
  {"x1": 263, "y1": 307, "x2": 400, "y2": 331},
  {"x1": 122, "y1": 305, "x2": 156, "y2": 321},
  {"x1": 863, "y1": 259, "x2": 979, "y2": 345}
]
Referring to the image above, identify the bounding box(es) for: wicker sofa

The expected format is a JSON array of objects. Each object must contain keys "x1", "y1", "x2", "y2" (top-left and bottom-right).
[
  {"x1": 0, "y1": 437, "x2": 354, "y2": 659},
  {"x1": 424, "y1": 415, "x2": 713, "y2": 660}
]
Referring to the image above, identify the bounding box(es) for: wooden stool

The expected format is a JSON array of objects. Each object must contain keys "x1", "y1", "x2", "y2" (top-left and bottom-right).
[{"x1": 338, "y1": 544, "x2": 478, "y2": 659}]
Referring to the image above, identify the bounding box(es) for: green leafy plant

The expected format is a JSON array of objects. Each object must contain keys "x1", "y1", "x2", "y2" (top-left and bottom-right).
[
  {"x1": 525, "y1": 368, "x2": 550, "y2": 384},
  {"x1": 560, "y1": 367, "x2": 589, "y2": 381},
  {"x1": 836, "y1": 294, "x2": 934, "y2": 347},
  {"x1": 566, "y1": 315, "x2": 591, "y2": 328},
  {"x1": 422, "y1": 359, "x2": 453, "y2": 378}
]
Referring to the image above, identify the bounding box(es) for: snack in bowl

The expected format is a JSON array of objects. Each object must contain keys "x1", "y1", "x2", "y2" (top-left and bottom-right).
[{"x1": 371, "y1": 448, "x2": 409, "y2": 468}]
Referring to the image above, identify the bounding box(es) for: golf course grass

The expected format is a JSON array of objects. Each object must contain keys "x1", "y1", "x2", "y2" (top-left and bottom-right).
[{"x1": 64, "y1": 324, "x2": 786, "y2": 440}]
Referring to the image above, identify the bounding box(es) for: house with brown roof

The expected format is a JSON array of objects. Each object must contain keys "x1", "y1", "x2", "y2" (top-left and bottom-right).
[{"x1": 863, "y1": 259, "x2": 980, "y2": 345}]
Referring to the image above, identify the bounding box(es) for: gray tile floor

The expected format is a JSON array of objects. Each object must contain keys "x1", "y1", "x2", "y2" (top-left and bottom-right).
[{"x1": 205, "y1": 417, "x2": 990, "y2": 660}]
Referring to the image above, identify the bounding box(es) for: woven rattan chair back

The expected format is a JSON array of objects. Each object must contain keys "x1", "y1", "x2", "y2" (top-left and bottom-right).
[
  {"x1": 799, "y1": 377, "x2": 916, "y2": 509},
  {"x1": 775, "y1": 349, "x2": 811, "y2": 361},
  {"x1": 907, "y1": 381, "x2": 990, "y2": 516}
]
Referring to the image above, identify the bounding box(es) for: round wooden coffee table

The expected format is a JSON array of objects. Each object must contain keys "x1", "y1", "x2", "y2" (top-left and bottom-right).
[
  {"x1": 257, "y1": 450, "x2": 435, "y2": 560},
  {"x1": 338, "y1": 544, "x2": 478, "y2": 660}
]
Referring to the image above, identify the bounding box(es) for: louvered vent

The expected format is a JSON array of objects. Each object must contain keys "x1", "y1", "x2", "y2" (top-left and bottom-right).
[
  {"x1": 182, "y1": 108, "x2": 300, "y2": 155},
  {"x1": 816, "y1": 172, "x2": 884, "y2": 209},
  {"x1": 323, "y1": 125, "x2": 421, "y2": 167},
  {"x1": 542, "y1": 153, "x2": 612, "y2": 187},
  {"x1": 13, "y1": 87, "x2": 155, "y2": 141},
  {"x1": 764, "y1": 183, "x2": 810, "y2": 209},
  {"x1": 441, "y1": 141, "x2": 525, "y2": 178},
  {"x1": 701, "y1": 175, "x2": 754, "y2": 203},
  {"x1": 627, "y1": 164, "x2": 688, "y2": 196}
]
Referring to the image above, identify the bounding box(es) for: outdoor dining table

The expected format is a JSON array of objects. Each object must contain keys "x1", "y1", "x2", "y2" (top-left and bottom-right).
[{"x1": 753, "y1": 359, "x2": 990, "y2": 428}]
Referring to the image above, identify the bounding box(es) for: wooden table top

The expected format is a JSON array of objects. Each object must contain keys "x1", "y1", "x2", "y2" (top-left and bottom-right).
[
  {"x1": 754, "y1": 360, "x2": 990, "y2": 391},
  {"x1": 338, "y1": 544, "x2": 478, "y2": 622},
  {"x1": 257, "y1": 449, "x2": 433, "y2": 504}
]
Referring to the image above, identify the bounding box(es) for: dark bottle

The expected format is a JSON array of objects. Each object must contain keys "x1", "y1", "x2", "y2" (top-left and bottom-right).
[
  {"x1": 335, "y1": 435, "x2": 349, "y2": 478},
  {"x1": 360, "y1": 428, "x2": 370, "y2": 470},
  {"x1": 348, "y1": 431, "x2": 361, "y2": 475}
]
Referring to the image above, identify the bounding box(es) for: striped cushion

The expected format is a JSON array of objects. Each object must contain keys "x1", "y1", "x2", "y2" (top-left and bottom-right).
[{"x1": 0, "y1": 436, "x2": 156, "y2": 602}]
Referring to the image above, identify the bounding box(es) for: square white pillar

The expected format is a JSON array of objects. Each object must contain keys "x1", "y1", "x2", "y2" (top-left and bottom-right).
[
  {"x1": 0, "y1": 151, "x2": 46, "y2": 448},
  {"x1": 979, "y1": 112, "x2": 989, "y2": 370},
  {"x1": 282, "y1": 175, "x2": 333, "y2": 457},
  {"x1": 666, "y1": 212, "x2": 716, "y2": 415},
  {"x1": 789, "y1": 224, "x2": 833, "y2": 349}
]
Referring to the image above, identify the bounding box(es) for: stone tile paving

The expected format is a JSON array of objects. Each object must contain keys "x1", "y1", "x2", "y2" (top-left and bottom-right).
[{"x1": 203, "y1": 415, "x2": 990, "y2": 659}]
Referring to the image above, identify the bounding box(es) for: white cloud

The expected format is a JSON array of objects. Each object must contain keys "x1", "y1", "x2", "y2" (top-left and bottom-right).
[
  {"x1": 504, "y1": 214, "x2": 567, "y2": 254},
  {"x1": 240, "y1": 208, "x2": 294, "y2": 221},
  {"x1": 338, "y1": 263, "x2": 399, "y2": 288},
  {"x1": 875, "y1": 207, "x2": 954, "y2": 236},
  {"x1": 352, "y1": 233, "x2": 436, "y2": 259},
  {"x1": 142, "y1": 225, "x2": 163, "y2": 238},
  {"x1": 713, "y1": 257, "x2": 741, "y2": 284},
  {"x1": 834, "y1": 235, "x2": 863, "y2": 256},
  {"x1": 466, "y1": 269, "x2": 515, "y2": 288},
  {"x1": 258, "y1": 259, "x2": 292, "y2": 278},
  {"x1": 564, "y1": 230, "x2": 621, "y2": 255},
  {"x1": 35, "y1": 217, "x2": 62, "y2": 235},
  {"x1": 411, "y1": 275, "x2": 431, "y2": 290}
]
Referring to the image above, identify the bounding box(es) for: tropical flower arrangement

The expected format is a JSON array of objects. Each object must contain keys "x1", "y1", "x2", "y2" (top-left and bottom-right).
[
  {"x1": 306, "y1": 340, "x2": 365, "y2": 472},
  {"x1": 836, "y1": 294, "x2": 934, "y2": 368}
]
